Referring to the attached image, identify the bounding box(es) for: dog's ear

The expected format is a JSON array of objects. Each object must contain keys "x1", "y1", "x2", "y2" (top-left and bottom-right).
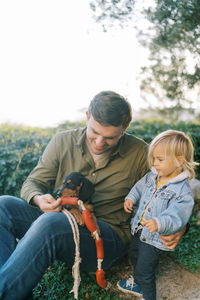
[
  {"x1": 79, "y1": 176, "x2": 94, "y2": 202},
  {"x1": 76, "y1": 183, "x2": 81, "y2": 193}
]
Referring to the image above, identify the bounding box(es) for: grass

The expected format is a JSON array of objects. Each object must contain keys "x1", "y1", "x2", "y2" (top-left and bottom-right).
[{"x1": 33, "y1": 260, "x2": 125, "y2": 299}]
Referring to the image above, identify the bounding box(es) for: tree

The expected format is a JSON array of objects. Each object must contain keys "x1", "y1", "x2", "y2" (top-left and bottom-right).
[
  {"x1": 139, "y1": 0, "x2": 200, "y2": 112},
  {"x1": 90, "y1": 0, "x2": 200, "y2": 114},
  {"x1": 90, "y1": 0, "x2": 136, "y2": 31}
]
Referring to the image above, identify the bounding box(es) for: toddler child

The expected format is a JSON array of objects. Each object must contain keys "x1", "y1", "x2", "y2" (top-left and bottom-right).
[{"x1": 117, "y1": 130, "x2": 196, "y2": 300}]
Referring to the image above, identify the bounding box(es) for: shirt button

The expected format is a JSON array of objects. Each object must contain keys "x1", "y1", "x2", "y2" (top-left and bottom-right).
[{"x1": 142, "y1": 238, "x2": 146, "y2": 242}]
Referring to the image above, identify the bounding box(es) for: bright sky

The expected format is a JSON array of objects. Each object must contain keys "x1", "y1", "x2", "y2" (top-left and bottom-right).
[{"x1": 0, "y1": 0, "x2": 149, "y2": 127}]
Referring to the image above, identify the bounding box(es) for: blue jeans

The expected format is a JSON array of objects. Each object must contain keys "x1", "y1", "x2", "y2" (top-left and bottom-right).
[
  {"x1": 129, "y1": 230, "x2": 162, "y2": 300},
  {"x1": 0, "y1": 196, "x2": 127, "y2": 300}
]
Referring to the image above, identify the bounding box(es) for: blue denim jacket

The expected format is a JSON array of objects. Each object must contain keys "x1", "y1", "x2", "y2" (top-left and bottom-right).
[{"x1": 126, "y1": 169, "x2": 194, "y2": 251}]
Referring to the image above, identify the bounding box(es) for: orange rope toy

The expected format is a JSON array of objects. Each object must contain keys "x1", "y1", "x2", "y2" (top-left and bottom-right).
[{"x1": 61, "y1": 196, "x2": 107, "y2": 289}]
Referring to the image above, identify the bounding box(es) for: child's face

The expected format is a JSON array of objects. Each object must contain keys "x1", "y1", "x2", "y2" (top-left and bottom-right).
[{"x1": 152, "y1": 144, "x2": 181, "y2": 180}]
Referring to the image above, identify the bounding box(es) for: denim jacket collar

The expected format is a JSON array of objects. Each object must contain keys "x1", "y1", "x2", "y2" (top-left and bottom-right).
[{"x1": 150, "y1": 167, "x2": 189, "y2": 184}]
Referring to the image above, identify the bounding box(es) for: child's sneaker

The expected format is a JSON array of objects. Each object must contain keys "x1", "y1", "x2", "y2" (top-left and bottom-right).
[{"x1": 117, "y1": 276, "x2": 143, "y2": 297}]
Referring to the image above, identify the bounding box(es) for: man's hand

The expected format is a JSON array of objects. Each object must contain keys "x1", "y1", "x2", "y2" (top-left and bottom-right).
[
  {"x1": 124, "y1": 199, "x2": 133, "y2": 213},
  {"x1": 33, "y1": 194, "x2": 62, "y2": 213},
  {"x1": 143, "y1": 219, "x2": 158, "y2": 233},
  {"x1": 160, "y1": 226, "x2": 186, "y2": 250}
]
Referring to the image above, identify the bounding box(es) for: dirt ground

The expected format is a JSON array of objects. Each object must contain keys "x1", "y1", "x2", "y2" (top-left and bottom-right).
[{"x1": 108, "y1": 254, "x2": 200, "y2": 300}]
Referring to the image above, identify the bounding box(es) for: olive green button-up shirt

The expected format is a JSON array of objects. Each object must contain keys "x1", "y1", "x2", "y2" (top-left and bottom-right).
[{"x1": 21, "y1": 127, "x2": 148, "y2": 245}]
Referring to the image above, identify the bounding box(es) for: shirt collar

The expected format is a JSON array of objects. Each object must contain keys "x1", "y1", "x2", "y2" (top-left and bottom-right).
[
  {"x1": 109, "y1": 135, "x2": 127, "y2": 157},
  {"x1": 76, "y1": 127, "x2": 87, "y2": 154}
]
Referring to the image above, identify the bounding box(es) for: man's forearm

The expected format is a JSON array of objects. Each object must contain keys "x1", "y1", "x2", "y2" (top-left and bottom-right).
[{"x1": 21, "y1": 176, "x2": 46, "y2": 203}]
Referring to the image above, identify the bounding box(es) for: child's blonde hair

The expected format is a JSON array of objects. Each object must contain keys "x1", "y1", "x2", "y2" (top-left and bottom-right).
[{"x1": 148, "y1": 129, "x2": 197, "y2": 179}]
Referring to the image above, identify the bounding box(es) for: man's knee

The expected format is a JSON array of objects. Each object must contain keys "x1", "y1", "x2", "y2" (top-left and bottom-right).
[
  {"x1": 0, "y1": 195, "x2": 15, "y2": 207},
  {"x1": 26, "y1": 212, "x2": 76, "y2": 264},
  {"x1": 32, "y1": 212, "x2": 73, "y2": 236},
  {"x1": 0, "y1": 195, "x2": 25, "y2": 210},
  {"x1": 0, "y1": 196, "x2": 19, "y2": 220}
]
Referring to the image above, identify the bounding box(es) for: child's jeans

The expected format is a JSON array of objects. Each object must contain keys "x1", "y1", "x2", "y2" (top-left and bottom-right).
[{"x1": 129, "y1": 229, "x2": 163, "y2": 300}]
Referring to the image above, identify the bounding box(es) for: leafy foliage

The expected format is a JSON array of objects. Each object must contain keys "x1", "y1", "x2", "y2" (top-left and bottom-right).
[
  {"x1": 137, "y1": 0, "x2": 200, "y2": 110},
  {"x1": 0, "y1": 121, "x2": 199, "y2": 199},
  {"x1": 169, "y1": 216, "x2": 200, "y2": 273},
  {"x1": 90, "y1": 0, "x2": 136, "y2": 31},
  {"x1": 90, "y1": 0, "x2": 200, "y2": 111},
  {"x1": 0, "y1": 125, "x2": 52, "y2": 197},
  {"x1": 139, "y1": 1, "x2": 200, "y2": 108},
  {"x1": 128, "y1": 120, "x2": 200, "y2": 178},
  {"x1": 145, "y1": 0, "x2": 200, "y2": 53},
  {"x1": 33, "y1": 261, "x2": 120, "y2": 299}
]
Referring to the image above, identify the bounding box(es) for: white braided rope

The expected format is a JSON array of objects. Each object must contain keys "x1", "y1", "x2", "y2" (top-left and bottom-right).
[{"x1": 62, "y1": 209, "x2": 81, "y2": 299}]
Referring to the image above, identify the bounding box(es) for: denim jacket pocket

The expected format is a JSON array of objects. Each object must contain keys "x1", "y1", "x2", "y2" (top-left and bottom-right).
[{"x1": 157, "y1": 190, "x2": 176, "y2": 210}]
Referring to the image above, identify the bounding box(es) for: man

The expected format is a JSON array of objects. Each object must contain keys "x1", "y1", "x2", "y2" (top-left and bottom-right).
[{"x1": 0, "y1": 91, "x2": 184, "y2": 299}]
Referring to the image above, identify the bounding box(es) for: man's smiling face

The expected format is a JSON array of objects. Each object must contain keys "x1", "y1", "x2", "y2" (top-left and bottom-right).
[{"x1": 86, "y1": 113, "x2": 124, "y2": 155}]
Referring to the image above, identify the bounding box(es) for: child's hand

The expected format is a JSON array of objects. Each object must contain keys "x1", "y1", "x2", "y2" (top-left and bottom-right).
[
  {"x1": 124, "y1": 199, "x2": 133, "y2": 213},
  {"x1": 143, "y1": 219, "x2": 158, "y2": 233}
]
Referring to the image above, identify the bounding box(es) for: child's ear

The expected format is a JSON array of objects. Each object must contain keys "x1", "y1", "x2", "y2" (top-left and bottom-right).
[{"x1": 177, "y1": 155, "x2": 184, "y2": 166}]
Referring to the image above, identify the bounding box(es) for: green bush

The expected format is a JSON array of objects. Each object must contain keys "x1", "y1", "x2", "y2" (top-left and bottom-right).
[
  {"x1": 169, "y1": 216, "x2": 200, "y2": 273},
  {"x1": 0, "y1": 120, "x2": 199, "y2": 199},
  {"x1": 0, "y1": 124, "x2": 53, "y2": 197},
  {"x1": 128, "y1": 120, "x2": 200, "y2": 178}
]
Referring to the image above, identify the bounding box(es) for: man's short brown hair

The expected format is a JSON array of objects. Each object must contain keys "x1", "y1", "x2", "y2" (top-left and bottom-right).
[{"x1": 88, "y1": 91, "x2": 132, "y2": 129}]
